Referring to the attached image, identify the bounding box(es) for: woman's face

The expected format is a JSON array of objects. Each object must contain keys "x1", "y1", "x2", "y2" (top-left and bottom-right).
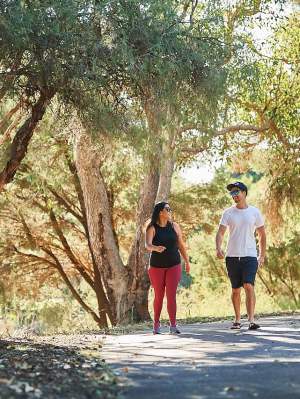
[{"x1": 160, "y1": 203, "x2": 172, "y2": 221}]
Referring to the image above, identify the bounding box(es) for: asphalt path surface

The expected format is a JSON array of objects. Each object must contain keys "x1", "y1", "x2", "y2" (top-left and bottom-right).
[{"x1": 102, "y1": 315, "x2": 300, "y2": 399}]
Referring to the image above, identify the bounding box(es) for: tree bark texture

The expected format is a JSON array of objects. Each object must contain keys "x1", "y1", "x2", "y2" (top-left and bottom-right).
[
  {"x1": 74, "y1": 127, "x2": 131, "y2": 323},
  {"x1": 127, "y1": 102, "x2": 164, "y2": 321},
  {"x1": 0, "y1": 92, "x2": 54, "y2": 192},
  {"x1": 155, "y1": 127, "x2": 177, "y2": 202}
]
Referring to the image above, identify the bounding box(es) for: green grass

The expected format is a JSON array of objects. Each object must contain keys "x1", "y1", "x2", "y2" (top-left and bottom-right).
[
  {"x1": 149, "y1": 279, "x2": 283, "y2": 321},
  {"x1": 1, "y1": 277, "x2": 298, "y2": 338}
]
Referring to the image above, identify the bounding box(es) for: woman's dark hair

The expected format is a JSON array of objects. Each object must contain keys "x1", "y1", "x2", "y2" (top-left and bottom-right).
[
  {"x1": 146, "y1": 201, "x2": 169, "y2": 231},
  {"x1": 146, "y1": 201, "x2": 179, "y2": 245}
]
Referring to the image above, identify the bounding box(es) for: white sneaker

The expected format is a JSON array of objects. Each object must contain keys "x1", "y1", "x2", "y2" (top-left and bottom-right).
[
  {"x1": 153, "y1": 325, "x2": 161, "y2": 334},
  {"x1": 169, "y1": 326, "x2": 181, "y2": 334}
]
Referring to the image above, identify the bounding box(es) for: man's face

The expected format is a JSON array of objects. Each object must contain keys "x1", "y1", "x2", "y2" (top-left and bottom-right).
[{"x1": 229, "y1": 188, "x2": 246, "y2": 203}]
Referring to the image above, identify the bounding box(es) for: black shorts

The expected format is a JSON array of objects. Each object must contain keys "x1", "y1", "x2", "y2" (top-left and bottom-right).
[{"x1": 225, "y1": 257, "x2": 258, "y2": 289}]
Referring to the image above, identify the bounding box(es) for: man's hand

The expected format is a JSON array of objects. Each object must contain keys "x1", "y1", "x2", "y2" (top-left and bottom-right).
[
  {"x1": 216, "y1": 225, "x2": 226, "y2": 260},
  {"x1": 216, "y1": 248, "x2": 225, "y2": 259},
  {"x1": 258, "y1": 255, "x2": 265, "y2": 267}
]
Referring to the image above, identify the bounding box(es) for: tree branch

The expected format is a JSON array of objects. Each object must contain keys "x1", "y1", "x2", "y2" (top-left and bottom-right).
[
  {"x1": 48, "y1": 186, "x2": 85, "y2": 226},
  {"x1": 12, "y1": 246, "x2": 58, "y2": 269},
  {"x1": 180, "y1": 122, "x2": 270, "y2": 136},
  {"x1": 0, "y1": 102, "x2": 21, "y2": 132},
  {"x1": 0, "y1": 90, "x2": 55, "y2": 192},
  {"x1": 40, "y1": 245, "x2": 105, "y2": 327},
  {"x1": 49, "y1": 209, "x2": 95, "y2": 290},
  {"x1": 0, "y1": 114, "x2": 23, "y2": 147}
]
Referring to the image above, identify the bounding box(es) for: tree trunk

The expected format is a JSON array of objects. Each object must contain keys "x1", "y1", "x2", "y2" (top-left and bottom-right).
[
  {"x1": 127, "y1": 158, "x2": 160, "y2": 321},
  {"x1": 155, "y1": 127, "x2": 177, "y2": 202},
  {"x1": 74, "y1": 99, "x2": 167, "y2": 324},
  {"x1": 156, "y1": 157, "x2": 175, "y2": 202},
  {"x1": 132, "y1": 127, "x2": 176, "y2": 321},
  {"x1": 74, "y1": 126, "x2": 131, "y2": 323},
  {"x1": 133, "y1": 124, "x2": 178, "y2": 320},
  {"x1": 67, "y1": 158, "x2": 114, "y2": 326},
  {"x1": 127, "y1": 101, "x2": 163, "y2": 322}
]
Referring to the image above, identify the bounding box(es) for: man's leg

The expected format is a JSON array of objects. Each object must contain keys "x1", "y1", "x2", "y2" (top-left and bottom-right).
[
  {"x1": 242, "y1": 257, "x2": 259, "y2": 327},
  {"x1": 243, "y1": 283, "x2": 256, "y2": 323},
  {"x1": 226, "y1": 257, "x2": 243, "y2": 326},
  {"x1": 231, "y1": 288, "x2": 241, "y2": 323}
]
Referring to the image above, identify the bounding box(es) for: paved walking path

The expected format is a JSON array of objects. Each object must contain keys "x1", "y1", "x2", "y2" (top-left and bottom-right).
[{"x1": 102, "y1": 315, "x2": 300, "y2": 399}]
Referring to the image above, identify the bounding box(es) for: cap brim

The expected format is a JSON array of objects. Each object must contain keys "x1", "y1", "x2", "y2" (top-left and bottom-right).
[{"x1": 226, "y1": 183, "x2": 237, "y2": 191}]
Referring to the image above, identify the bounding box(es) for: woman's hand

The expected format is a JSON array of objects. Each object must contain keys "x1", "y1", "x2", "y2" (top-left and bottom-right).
[
  {"x1": 155, "y1": 245, "x2": 166, "y2": 253},
  {"x1": 185, "y1": 261, "x2": 190, "y2": 274}
]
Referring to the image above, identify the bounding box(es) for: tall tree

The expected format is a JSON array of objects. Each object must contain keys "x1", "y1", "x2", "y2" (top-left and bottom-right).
[
  {"x1": 0, "y1": 0, "x2": 111, "y2": 190},
  {"x1": 1, "y1": 0, "x2": 290, "y2": 326}
]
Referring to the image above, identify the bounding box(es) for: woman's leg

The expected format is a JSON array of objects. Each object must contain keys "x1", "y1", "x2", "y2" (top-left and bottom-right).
[
  {"x1": 165, "y1": 264, "x2": 182, "y2": 327},
  {"x1": 148, "y1": 267, "x2": 166, "y2": 327}
]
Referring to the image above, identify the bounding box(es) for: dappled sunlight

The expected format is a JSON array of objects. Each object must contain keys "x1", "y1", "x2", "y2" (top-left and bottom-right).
[
  {"x1": 103, "y1": 316, "x2": 300, "y2": 368},
  {"x1": 244, "y1": 331, "x2": 300, "y2": 345},
  {"x1": 0, "y1": 1, "x2": 299, "y2": 399},
  {"x1": 103, "y1": 316, "x2": 300, "y2": 398}
]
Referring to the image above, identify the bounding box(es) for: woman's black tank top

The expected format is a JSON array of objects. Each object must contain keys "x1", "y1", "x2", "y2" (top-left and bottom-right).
[{"x1": 150, "y1": 222, "x2": 181, "y2": 268}]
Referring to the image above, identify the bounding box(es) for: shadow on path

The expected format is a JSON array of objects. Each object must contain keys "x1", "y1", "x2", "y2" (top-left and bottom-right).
[{"x1": 103, "y1": 315, "x2": 300, "y2": 399}]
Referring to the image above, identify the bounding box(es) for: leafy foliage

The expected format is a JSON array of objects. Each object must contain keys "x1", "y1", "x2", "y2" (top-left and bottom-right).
[{"x1": 0, "y1": 1, "x2": 299, "y2": 329}]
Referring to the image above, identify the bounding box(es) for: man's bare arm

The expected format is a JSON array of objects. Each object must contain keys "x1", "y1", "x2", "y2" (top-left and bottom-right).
[
  {"x1": 216, "y1": 225, "x2": 227, "y2": 259},
  {"x1": 256, "y1": 226, "x2": 266, "y2": 267}
]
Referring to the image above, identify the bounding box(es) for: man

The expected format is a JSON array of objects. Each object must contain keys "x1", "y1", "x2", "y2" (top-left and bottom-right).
[{"x1": 216, "y1": 181, "x2": 266, "y2": 330}]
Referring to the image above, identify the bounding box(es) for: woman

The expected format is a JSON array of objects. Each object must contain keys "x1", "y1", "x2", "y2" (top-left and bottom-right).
[{"x1": 145, "y1": 201, "x2": 190, "y2": 334}]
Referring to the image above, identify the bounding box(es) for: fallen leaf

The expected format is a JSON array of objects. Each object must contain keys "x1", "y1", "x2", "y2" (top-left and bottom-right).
[
  {"x1": 14, "y1": 361, "x2": 32, "y2": 370},
  {"x1": 9, "y1": 381, "x2": 35, "y2": 394},
  {"x1": 0, "y1": 377, "x2": 13, "y2": 384},
  {"x1": 81, "y1": 363, "x2": 91, "y2": 368}
]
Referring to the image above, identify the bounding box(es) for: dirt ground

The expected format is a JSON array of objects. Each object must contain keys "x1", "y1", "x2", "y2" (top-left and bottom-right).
[{"x1": 0, "y1": 334, "x2": 119, "y2": 399}]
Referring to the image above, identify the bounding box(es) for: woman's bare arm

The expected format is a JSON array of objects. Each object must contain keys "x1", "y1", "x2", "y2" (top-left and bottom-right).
[
  {"x1": 145, "y1": 226, "x2": 166, "y2": 253},
  {"x1": 173, "y1": 222, "x2": 190, "y2": 273}
]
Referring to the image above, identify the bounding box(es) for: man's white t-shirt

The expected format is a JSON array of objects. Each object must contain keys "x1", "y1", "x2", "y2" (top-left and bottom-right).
[{"x1": 219, "y1": 205, "x2": 264, "y2": 257}]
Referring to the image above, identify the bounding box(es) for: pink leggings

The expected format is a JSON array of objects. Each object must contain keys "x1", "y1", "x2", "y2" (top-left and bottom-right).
[{"x1": 148, "y1": 264, "x2": 181, "y2": 327}]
